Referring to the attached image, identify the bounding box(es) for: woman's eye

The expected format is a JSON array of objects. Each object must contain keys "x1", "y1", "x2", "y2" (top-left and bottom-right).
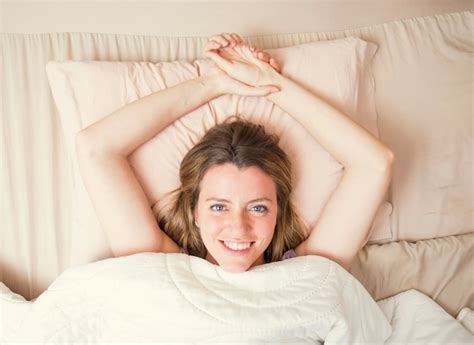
[
  {"x1": 252, "y1": 205, "x2": 268, "y2": 213},
  {"x1": 210, "y1": 204, "x2": 225, "y2": 212}
]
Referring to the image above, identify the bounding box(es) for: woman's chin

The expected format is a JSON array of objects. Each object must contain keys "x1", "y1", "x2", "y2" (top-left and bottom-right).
[
  {"x1": 207, "y1": 246, "x2": 266, "y2": 272},
  {"x1": 214, "y1": 256, "x2": 253, "y2": 273},
  {"x1": 220, "y1": 263, "x2": 251, "y2": 273}
]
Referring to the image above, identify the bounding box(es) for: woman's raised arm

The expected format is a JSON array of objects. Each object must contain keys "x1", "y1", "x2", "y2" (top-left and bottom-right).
[
  {"x1": 75, "y1": 74, "x2": 225, "y2": 257},
  {"x1": 206, "y1": 41, "x2": 394, "y2": 270},
  {"x1": 77, "y1": 34, "x2": 279, "y2": 157},
  {"x1": 76, "y1": 73, "x2": 223, "y2": 157},
  {"x1": 75, "y1": 37, "x2": 280, "y2": 258}
]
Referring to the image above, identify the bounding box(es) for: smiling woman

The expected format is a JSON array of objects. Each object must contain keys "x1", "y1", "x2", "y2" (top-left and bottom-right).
[
  {"x1": 158, "y1": 117, "x2": 308, "y2": 273},
  {"x1": 76, "y1": 32, "x2": 392, "y2": 274}
]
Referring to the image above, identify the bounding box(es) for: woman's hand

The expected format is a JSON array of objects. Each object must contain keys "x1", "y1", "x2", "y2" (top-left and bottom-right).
[
  {"x1": 205, "y1": 33, "x2": 280, "y2": 72},
  {"x1": 204, "y1": 33, "x2": 281, "y2": 96}
]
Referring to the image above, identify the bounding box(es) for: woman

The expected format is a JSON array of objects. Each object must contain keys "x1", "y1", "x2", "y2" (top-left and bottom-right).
[{"x1": 75, "y1": 33, "x2": 394, "y2": 273}]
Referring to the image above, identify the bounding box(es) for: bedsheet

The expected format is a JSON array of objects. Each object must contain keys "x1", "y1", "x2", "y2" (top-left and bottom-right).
[
  {"x1": 349, "y1": 232, "x2": 474, "y2": 318},
  {"x1": 1, "y1": 11, "x2": 472, "y2": 307},
  {"x1": 1, "y1": 253, "x2": 472, "y2": 343}
]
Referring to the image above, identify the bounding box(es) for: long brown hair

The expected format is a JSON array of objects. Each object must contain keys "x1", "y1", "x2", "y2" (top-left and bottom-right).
[{"x1": 157, "y1": 115, "x2": 308, "y2": 263}]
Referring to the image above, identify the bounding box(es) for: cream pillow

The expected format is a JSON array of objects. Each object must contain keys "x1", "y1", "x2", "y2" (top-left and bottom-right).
[{"x1": 46, "y1": 37, "x2": 393, "y2": 267}]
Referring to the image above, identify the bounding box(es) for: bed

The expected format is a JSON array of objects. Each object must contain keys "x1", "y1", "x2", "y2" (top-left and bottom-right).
[{"x1": 1, "y1": 1, "x2": 473, "y2": 342}]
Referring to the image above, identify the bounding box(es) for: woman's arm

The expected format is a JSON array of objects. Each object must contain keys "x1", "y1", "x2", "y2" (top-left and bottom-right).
[
  {"x1": 265, "y1": 72, "x2": 393, "y2": 169},
  {"x1": 263, "y1": 58, "x2": 394, "y2": 270},
  {"x1": 75, "y1": 43, "x2": 279, "y2": 258},
  {"x1": 205, "y1": 41, "x2": 393, "y2": 270},
  {"x1": 77, "y1": 35, "x2": 278, "y2": 156},
  {"x1": 75, "y1": 74, "x2": 224, "y2": 257},
  {"x1": 76, "y1": 73, "x2": 223, "y2": 157},
  {"x1": 205, "y1": 40, "x2": 393, "y2": 168}
]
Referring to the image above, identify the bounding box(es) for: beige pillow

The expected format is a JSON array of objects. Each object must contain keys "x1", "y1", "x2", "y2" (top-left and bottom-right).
[{"x1": 46, "y1": 37, "x2": 393, "y2": 267}]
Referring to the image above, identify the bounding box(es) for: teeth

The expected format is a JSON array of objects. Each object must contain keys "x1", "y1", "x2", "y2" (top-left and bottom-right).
[{"x1": 223, "y1": 241, "x2": 252, "y2": 251}]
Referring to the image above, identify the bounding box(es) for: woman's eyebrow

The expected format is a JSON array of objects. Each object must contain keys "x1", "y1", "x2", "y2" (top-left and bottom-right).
[{"x1": 205, "y1": 197, "x2": 273, "y2": 203}]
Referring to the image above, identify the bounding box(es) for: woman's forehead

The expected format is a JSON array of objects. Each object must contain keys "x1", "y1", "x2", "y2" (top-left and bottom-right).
[{"x1": 199, "y1": 163, "x2": 276, "y2": 199}]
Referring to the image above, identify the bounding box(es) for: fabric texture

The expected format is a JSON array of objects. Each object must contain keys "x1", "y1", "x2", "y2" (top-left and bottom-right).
[
  {"x1": 349, "y1": 232, "x2": 474, "y2": 318},
  {"x1": 2, "y1": 253, "x2": 473, "y2": 343},
  {"x1": 46, "y1": 37, "x2": 392, "y2": 270},
  {"x1": 281, "y1": 248, "x2": 297, "y2": 260},
  {"x1": 457, "y1": 307, "x2": 474, "y2": 334},
  {"x1": 1, "y1": 11, "x2": 471, "y2": 305}
]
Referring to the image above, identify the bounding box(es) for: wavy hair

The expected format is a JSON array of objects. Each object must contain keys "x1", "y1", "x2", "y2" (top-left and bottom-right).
[{"x1": 157, "y1": 115, "x2": 308, "y2": 263}]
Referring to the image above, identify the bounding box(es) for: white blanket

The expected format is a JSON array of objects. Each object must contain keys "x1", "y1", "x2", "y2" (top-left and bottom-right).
[{"x1": 1, "y1": 253, "x2": 472, "y2": 343}]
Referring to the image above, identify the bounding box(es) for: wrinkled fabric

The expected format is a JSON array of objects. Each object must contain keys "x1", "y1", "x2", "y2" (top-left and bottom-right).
[
  {"x1": 1, "y1": 12, "x2": 472, "y2": 313},
  {"x1": 2, "y1": 253, "x2": 472, "y2": 343}
]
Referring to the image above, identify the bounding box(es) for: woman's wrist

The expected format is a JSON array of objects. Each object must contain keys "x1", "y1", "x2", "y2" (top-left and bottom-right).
[
  {"x1": 267, "y1": 69, "x2": 286, "y2": 88},
  {"x1": 200, "y1": 65, "x2": 285, "y2": 98},
  {"x1": 264, "y1": 70, "x2": 288, "y2": 99},
  {"x1": 199, "y1": 72, "x2": 226, "y2": 98}
]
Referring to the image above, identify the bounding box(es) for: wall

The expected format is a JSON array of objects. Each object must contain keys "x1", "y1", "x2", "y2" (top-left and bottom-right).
[{"x1": 2, "y1": 0, "x2": 473, "y2": 36}]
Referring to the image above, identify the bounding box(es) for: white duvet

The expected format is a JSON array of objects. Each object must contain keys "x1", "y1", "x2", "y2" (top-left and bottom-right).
[{"x1": 1, "y1": 253, "x2": 472, "y2": 344}]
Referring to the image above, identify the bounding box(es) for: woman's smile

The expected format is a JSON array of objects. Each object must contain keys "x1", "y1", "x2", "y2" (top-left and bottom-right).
[
  {"x1": 220, "y1": 240, "x2": 255, "y2": 254},
  {"x1": 194, "y1": 163, "x2": 278, "y2": 271}
]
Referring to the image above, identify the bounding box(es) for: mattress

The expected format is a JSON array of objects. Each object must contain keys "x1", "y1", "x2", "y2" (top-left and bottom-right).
[{"x1": 1, "y1": 9, "x2": 472, "y2": 323}]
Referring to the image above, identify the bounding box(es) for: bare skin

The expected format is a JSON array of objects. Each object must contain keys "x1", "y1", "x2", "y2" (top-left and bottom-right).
[
  {"x1": 76, "y1": 33, "x2": 393, "y2": 271},
  {"x1": 194, "y1": 163, "x2": 278, "y2": 273}
]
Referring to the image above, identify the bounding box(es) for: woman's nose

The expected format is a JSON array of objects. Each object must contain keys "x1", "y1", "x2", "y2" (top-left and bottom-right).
[{"x1": 230, "y1": 211, "x2": 250, "y2": 232}]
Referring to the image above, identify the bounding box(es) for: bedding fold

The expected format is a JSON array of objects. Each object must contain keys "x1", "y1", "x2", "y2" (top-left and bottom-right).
[
  {"x1": 2, "y1": 253, "x2": 472, "y2": 343},
  {"x1": 1, "y1": 12, "x2": 472, "y2": 309}
]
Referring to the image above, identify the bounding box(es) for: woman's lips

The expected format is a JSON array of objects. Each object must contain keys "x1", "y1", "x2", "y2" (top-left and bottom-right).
[{"x1": 219, "y1": 240, "x2": 255, "y2": 254}]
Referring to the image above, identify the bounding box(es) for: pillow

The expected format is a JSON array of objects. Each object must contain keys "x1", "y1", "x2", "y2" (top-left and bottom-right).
[{"x1": 46, "y1": 37, "x2": 393, "y2": 267}]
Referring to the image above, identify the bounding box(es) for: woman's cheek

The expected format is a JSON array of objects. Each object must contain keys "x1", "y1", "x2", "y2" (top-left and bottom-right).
[
  {"x1": 203, "y1": 216, "x2": 224, "y2": 236},
  {"x1": 262, "y1": 214, "x2": 278, "y2": 238}
]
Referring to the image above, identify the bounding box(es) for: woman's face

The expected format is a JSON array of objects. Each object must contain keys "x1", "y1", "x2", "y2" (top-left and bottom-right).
[{"x1": 194, "y1": 163, "x2": 278, "y2": 273}]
